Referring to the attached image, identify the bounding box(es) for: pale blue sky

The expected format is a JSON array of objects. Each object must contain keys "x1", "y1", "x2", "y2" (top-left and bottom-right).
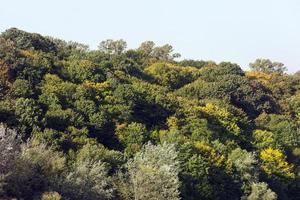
[{"x1": 1, "y1": 0, "x2": 300, "y2": 72}]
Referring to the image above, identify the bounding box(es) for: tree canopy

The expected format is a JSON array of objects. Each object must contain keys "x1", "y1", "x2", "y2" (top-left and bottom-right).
[{"x1": 0, "y1": 28, "x2": 300, "y2": 200}]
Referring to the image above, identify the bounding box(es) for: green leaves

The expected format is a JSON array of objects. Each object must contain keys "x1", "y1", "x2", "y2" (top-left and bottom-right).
[
  {"x1": 246, "y1": 182, "x2": 277, "y2": 200},
  {"x1": 145, "y1": 62, "x2": 200, "y2": 89},
  {"x1": 127, "y1": 142, "x2": 181, "y2": 200},
  {"x1": 45, "y1": 109, "x2": 84, "y2": 131},
  {"x1": 15, "y1": 98, "x2": 42, "y2": 131},
  {"x1": 250, "y1": 58, "x2": 286, "y2": 74},
  {"x1": 1, "y1": 28, "x2": 300, "y2": 200},
  {"x1": 61, "y1": 59, "x2": 104, "y2": 83}
]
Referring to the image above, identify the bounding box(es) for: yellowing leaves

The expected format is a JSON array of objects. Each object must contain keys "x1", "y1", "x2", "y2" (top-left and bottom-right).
[
  {"x1": 145, "y1": 62, "x2": 201, "y2": 89},
  {"x1": 0, "y1": 59, "x2": 10, "y2": 84},
  {"x1": 194, "y1": 141, "x2": 226, "y2": 169},
  {"x1": 21, "y1": 50, "x2": 39, "y2": 60},
  {"x1": 260, "y1": 148, "x2": 295, "y2": 178},
  {"x1": 252, "y1": 129, "x2": 276, "y2": 149},
  {"x1": 167, "y1": 116, "x2": 179, "y2": 129},
  {"x1": 145, "y1": 62, "x2": 199, "y2": 75},
  {"x1": 83, "y1": 80, "x2": 110, "y2": 90},
  {"x1": 296, "y1": 113, "x2": 300, "y2": 122},
  {"x1": 20, "y1": 50, "x2": 53, "y2": 68},
  {"x1": 200, "y1": 103, "x2": 241, "y2": 136},
  {"x1": 83, "y1": 80, "x2": 111, "y2": 101},
  {"x1": 246, "y1": 71, "x2": 279, "y2": 85}
]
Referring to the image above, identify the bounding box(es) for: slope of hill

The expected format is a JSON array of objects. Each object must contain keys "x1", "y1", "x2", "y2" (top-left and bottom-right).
[{"x1": 0, "y1": 28, "x2": 300, "y2": 200}]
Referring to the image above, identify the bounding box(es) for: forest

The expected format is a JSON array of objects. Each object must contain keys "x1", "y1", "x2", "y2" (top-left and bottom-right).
[{"x1": 0, "y1": 28, "x2": 300, "y2": 200}]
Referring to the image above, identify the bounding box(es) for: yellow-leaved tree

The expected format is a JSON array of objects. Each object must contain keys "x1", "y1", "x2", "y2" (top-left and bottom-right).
[{"x1": 260, "y1": 148, "x2": 294, "y2": 178}]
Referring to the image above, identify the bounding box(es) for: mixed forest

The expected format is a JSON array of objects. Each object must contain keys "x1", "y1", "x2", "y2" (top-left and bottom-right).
[{"x1": 0, "y1": 28, "x2": 300, "y2": 200}]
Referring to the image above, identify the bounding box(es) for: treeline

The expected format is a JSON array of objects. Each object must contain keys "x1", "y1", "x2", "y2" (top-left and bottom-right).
[{"x1": 0, "y1": 28, "x2": 300, "y2": 200}]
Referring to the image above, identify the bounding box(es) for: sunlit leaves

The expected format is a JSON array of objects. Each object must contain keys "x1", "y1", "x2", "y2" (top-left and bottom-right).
[
  {"x1": 145, "y1": 62, "x2": 200, "y2": 89},
  {"x1": 250, "y1": 59, "x2": 286, "y2": 74},
  {"x1": 200, "y1": 103, "x2": 241, "y2": 136},
  {"x1": 260, "y1": 148, "x2": 295, "y2": 178}
]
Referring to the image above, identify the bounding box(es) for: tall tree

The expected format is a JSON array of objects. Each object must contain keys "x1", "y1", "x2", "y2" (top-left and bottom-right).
[
  {"x1": 249, "y1": 59, "x2": 286, "y2": 74},
  {"x1": 98, "y1": 39, "x2": 127, "y2": 55}
]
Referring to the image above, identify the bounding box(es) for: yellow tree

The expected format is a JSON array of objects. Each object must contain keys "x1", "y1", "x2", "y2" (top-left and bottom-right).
[{"x1": 260, "y1": 148, "x2": 294, "y2": 178}]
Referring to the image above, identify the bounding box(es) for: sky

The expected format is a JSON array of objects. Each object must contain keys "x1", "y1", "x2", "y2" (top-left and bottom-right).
[{"x1": 1, "y1": 0, "x2": 300, "y2": 73}]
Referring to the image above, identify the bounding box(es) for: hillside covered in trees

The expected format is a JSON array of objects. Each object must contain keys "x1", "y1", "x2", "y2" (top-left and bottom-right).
[{"x1": 1, "y1": 28, "x2": 300, "y2": 200}]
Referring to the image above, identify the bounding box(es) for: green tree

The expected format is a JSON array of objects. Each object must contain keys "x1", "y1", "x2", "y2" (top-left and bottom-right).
[
  {"x1": 44, "y1": 109, "x2": 84, "y2": 131},
  {"x1": 127, "y1": 142, "x2": 181, "y2": 200},
  {"x1": 145, "y1": 62, "x2": 200, "y2": 89},
  {"x1": 14, "y1": 98, "x2": 42, "y2": 133},
  {"x1": 61, "y1": 59, "x2": 104, "y2": 83},
  {"x1": 59, "y1": 146, "x2": 115, "y2": 200},
  {"x1": 98, "y1": 39, "x2": 127, "y2": 55},
  {"x1": 4, "y1": 139, "x2": 65, "y2": 200},
  {"x1": 246, "y1": 182, "x2": 277, "y2": 200},
  {"x1": 137, "y1": 41, "x2": 180, "y2": 66},
  {"x1": 252, "y1": 130, "x2": 276, "y2": 150},
  {"x1": 116, "y1": 122, "x2": 147, "y2": 156},
  {"x1": 0, "y1": 126, "x2": 20, "y2": 196},
  {"x1": 255, "y1": 113, "x2": 300, "y2": 149},
  {"x1": 249, "y1": 59, "x2": 286, "y2": 74},
  {"x1": 229, "y1": 148, "x2": 258, "y2": 182},
  {"x1": 9, "y1": 79, "x2": 33, "y2": 98}
]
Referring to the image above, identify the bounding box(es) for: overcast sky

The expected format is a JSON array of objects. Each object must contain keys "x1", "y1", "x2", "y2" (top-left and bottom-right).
[{"x1": 1, "y1": 0, "x2": 300, "y2": 72}]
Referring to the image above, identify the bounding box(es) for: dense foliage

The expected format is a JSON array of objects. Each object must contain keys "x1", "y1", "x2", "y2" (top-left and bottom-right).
[{"x1": 0, "y1": 28, "x2": 300, "y2": 200}]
